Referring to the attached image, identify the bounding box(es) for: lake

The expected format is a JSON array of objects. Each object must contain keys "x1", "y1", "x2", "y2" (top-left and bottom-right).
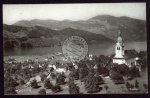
[{"x1": 4, "y1": 42, "x2": 147, "y2": 56}]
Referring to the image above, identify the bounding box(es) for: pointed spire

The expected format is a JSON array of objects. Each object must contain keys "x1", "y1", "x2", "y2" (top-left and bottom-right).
[
  {"x1": 118, "y1": 30, "x2": 121, "y2": 37},
  {"x1": 117, "y1": 25, "x2": 123, "y2": 43},
  {"x1": 118, "y1": 25, "x2": 121, "y2": 37}
]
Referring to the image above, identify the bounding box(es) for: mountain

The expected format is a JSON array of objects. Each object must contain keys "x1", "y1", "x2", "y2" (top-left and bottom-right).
[
  {"x1": 3, "y1": 24, "x2": 113, "y2": 50},
  {"x1": 58, "y1": 28, "x2": 113, "y2": 44},
  {"x1": 13, "y1": 15, "x2": 147, "y2": 41},
  {"x1": 3, "y1": 24, "x2": 61, "y2": 49}
]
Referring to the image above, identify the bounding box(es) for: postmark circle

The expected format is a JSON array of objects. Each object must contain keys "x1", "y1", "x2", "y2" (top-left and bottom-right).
[{"x1": 62, "y1": 36, "x2": 88, "y2": 61}]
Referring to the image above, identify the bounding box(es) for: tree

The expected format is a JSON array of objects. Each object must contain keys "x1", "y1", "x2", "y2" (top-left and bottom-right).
[
  {"x1": 143, "y1": 83, "x2": 148, "y2": 89},
  {"x1": 31, "y1": 79, "x2": 39, "y2": 88},
  {"x1": 50, "y1": 73, "x2": 56, "y2": 79},
  {"x1": 4, "y1": 81, "x2": 10, "y2": 89},
  {"x1": 117, "y1": 64, "x2": 129, "y2": 76},
  {"x1": 69, "y1": 69, "x2": 79, "y2": 80},
  {"x1": 51, "y1": 85, "x2": 62, "y2": 93},
  {"x1": 38, "y1": 89, "x2": 46, "y2": 95},
  {"x1": 56, "y1": 74, "x2": 66, "y2": 85},
  {"x1": 97, "y1": 64, "x2": 109, "y2": 76},
  {"x1": 44, "y1": 79, "x2": 53, "y2": 89},
  {"x1": 50, "y1": 67, "x2": 55, "y2": 71},
  {"x1": 19, "y1": 79, "x2": 25, "y2": 85},
  {"x1": 104, "y1": 85, "x2": 108, "y2": 92},
  {"x1": 129, "y1": 66, "x2": 141, "y2": 77},
  {"x1": 79, "y1": 67, "x2": 89, "y2": 81},
  {"x1": 68, "y1": 79, "x2": 80, "y2": 94},
  {"x1": 78, "y1": 61, "x2": 89, "y2": 81},
  {"x1": 84, "y1": 72, "x2": 100, "y2": 93},
  {"x1": 110, "y1": 70, "x2": 124, "y2": 84},
  {"x1": 95, "y1": 73, "x2": 104, "y2": 85},
  {"x1": 121, "y1": 86, "x2": 124, "y2": 91},
  {"x1": 135, "y1": 79, "x2": 139, "y2": 89},
  {"x1": 126, "y1": 82, "x2": 130, "y2": 91},
  {"x1": 130, "y1": 84, "x2": 134, "y2": 90},
  {"x1": 5, "y1": 87, "x2": 17, "y2": 95},
  {"x1": 41, "y1": 74, "x2": 47, "y2": 82},
  {"x1": 5, "y1": 77, "x2": 19, "y2": 88},
  {"x1": 4, "y1": 76, "x2": 19, "y2": 95}
]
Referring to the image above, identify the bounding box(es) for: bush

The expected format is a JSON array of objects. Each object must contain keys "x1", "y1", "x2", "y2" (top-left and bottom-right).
[
  {"x1": 51, "y1": 85, "x2": 62, "y2": 93},
  {"x1": 38, "y1": 89, "x2": 46, "y2": 95},
  {"x1": 44, "y1": 79, "x2": 53, "y2": 89}
]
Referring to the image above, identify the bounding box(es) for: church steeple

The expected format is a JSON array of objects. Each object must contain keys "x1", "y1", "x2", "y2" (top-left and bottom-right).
[
  {"x1": 118, "y1": 29, "x2": 121, "y2": 37},
  {"x1": 117, "y1": 29, "x2": 122, "y2": 43},
  {"x1": 115, "y1": 27, "x2": 125, "y2": 58},
  {"x1": 113, "y1": 25, "x2": 126, "y2": 65}
]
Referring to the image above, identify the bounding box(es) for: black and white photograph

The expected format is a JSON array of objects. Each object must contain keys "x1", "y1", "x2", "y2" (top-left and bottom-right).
[{"x1": 3, "y1": 3, "x2": 148, "y2": 95}]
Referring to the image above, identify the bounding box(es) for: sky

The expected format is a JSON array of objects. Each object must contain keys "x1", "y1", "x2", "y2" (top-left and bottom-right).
[{"x1": 3, "y1": 3, "x2": 146, "y2": 25}]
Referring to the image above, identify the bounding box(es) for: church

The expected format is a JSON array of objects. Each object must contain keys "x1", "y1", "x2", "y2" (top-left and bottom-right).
[{"x1": 113, "y1": 30, "x2": 138, "y2": 67}]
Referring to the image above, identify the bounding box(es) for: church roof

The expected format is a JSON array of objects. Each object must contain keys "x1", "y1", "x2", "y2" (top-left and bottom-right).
[
  {"x1": 117, "y1": 30, "x2": 123, "y2": 43},
  {"x1": 124, "y1": 49, "x2": 138, "y2": 59}
]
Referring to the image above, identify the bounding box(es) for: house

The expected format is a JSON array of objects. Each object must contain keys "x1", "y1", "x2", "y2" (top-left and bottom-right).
[
  {"x1": 46, "y1": 73, "x2": 52, "y2": 79},
  {"x1": 55, "y1": 63, "x2": 66, "y2": 73},
  {"x1": 35, "y1": 58, "x2": 39, "y2": 63},
  {"x1": 72, "y1": 62, "x2": 78, "y2": 69},
  {"x1": 44, "y1": 57, "x2": 48, "y2": 61},
  {"x1": 46, "y1": 62, "x2": 66, "y2": 73},
  {"x1": 7, "y1": 58, "x2": 17, "y2": 64}
]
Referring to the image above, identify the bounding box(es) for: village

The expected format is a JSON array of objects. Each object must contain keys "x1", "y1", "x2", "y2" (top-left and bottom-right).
[
  {"x1": 4, "y1": 48, "x2": 148, "y2": 94},
  {"x1": 3, "y1": 3, "x2": 148, "y2": 95},
  {"x1": 4, "y1": 30, "x2": 148, "y2": 95}
]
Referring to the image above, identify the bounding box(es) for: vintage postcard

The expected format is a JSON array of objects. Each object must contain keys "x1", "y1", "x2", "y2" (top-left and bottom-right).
[{"x1": 3, "y1": 3, "x2": 147, "y2": 95}]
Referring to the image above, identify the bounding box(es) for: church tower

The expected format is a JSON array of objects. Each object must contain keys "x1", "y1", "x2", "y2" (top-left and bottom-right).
[
  {"x1": 115, "y1": 30, "x2": 124, "y2": 57},
  {"x1": 113, "y1": 29, "x2": 125, "y2": 64}
]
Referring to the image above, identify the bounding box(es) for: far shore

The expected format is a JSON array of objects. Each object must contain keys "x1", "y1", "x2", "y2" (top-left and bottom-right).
[{"x1": 4, "y1": 54, "x2": 65, "y2": 63}]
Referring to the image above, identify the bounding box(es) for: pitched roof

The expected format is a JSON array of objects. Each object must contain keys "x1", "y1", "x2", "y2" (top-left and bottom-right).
[
  {"x1": 56, "y1": 64, "x2": 66, "y2": 68},
  {"x1": 7, "y1": 58, "x2": 16, "y2": 61},
  {"x1": 124, "y1": 49, "x2": 138, "y2": 59}
]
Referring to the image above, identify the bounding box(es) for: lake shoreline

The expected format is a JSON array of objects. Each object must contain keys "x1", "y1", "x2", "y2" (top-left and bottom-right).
[
  {"x1": 4, "y1": 42, "x2": 147, "y2": 62},
  {"x1": 4, "y1": 54, "x2": 65, "y2": 63}
]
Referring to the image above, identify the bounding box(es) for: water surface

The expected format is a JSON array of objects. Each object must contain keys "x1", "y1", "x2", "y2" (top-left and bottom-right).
[{"x1": 4, "y1": 42, "x2": 147, "y2": 56}]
